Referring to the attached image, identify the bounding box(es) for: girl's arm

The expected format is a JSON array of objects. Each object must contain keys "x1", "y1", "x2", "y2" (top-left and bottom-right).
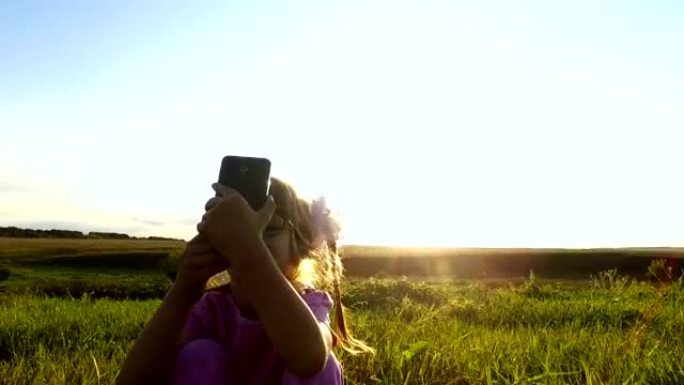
[
  {"x1": 116, "y1": 236, "x2": 229, "y2": 385},
  {"x1": 198, "y1": 187, "x2": 331, "y2": 378},
  {"x1": 230, "y1": 242, "x2": 332, "y2": 379}
]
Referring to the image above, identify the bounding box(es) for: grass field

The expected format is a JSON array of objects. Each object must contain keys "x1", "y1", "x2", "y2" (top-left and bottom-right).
[
  {"x1": 341, "y1": 246, "x2": 684, "y2": 279},
  {"x1": 3, "y1": 237, "x2": 684, "y2": 281},
  {"x1": 0, "y1": 238, "x2": 179, "y2": 299},
  {"x1": 1, "y1": 277, "x2": 683, "y2": 384},
  {"x1": 1, "y1": 238, "x2": 684, "y2": 384}
]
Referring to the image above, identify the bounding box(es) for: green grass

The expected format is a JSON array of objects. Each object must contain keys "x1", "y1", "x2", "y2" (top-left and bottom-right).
[
  {"x1": 2, "y1": 239, "x2": 683, "y2": 383},
  {"x1": 0, "y1": 295, "x2": 157, "y2": 384},
  {"x1": 0, "y1": 238, "x2": 181, "y2": 299},
  {"x1": 1, "y1": 277, "x2": 683, "y2": 384},
  {"x1": 0, "y1": 262, "x2": 172, "y2": 300}
]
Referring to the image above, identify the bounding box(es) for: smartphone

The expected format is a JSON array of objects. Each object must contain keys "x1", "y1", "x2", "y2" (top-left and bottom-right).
[{"x1": 217, "y1": 155, "x2": 271, "y2": 210}]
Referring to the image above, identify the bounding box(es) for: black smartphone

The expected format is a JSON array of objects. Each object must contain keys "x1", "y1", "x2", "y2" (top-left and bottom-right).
[{"x1": 217, "y1": 155, "x2": 271, "y2": 210}]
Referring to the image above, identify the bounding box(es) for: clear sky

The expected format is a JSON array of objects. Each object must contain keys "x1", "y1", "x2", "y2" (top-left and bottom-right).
[{"x1": 2, "y1": 0, "x2": 683, "y2": 247}]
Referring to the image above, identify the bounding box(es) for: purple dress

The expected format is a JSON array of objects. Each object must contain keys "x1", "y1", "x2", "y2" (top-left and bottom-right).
[{"x1": 171, "y1": 285, "x2": 344, "y2": 385}]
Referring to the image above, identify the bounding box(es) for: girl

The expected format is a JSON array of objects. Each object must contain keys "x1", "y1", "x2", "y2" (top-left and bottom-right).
[{"x1": 116, "y1": 178, "x2": 372, "y2": 385}]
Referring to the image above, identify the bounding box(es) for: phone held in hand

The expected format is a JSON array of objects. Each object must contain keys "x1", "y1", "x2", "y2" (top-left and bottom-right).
[
  {"x1": 217, "y1": 155, "x2": 271, "y2": 210},
  {"x1": 205, "y1": 155, "x2": 271, "y2": 290}
]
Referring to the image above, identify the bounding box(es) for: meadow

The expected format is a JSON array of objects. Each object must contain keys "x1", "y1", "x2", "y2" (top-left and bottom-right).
[{"x1": 1, "y1": 238, "x2": 683, "y2": 384}]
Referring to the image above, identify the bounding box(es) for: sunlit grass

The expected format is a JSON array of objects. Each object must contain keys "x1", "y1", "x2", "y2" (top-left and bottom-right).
[{"x1": 1, "y1": 277, "x2": 683, "y2": 384}]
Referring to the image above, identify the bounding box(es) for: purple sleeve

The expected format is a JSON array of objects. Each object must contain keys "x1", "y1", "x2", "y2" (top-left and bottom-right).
[
  {"x1": 182, "y1": 293, "x2": 219, "y2": 341},
  {"x1": 302, "y1": 290, "x2": 333, "y2": 324}
]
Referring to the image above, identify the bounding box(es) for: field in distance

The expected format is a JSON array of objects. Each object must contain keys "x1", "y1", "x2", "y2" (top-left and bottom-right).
[
  {"x1": 0, "y1": 237, "x2": 184, "y2": 259},
  {"x1": 341, "y1": 244, "x2": 684, "y2": 258},
  {"x1": 2, "y1": 238, "x2": 684, "y2": 281},
  {"x1": 4, "y1": 237, "x2": 684, "y2": 259}
]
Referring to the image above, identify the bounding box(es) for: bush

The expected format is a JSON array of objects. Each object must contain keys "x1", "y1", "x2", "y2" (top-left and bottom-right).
[
  {"x1": 0, "y1": 266, "x2": 9, "y2": 282},
  {"x1": 342, "y1": 277, "x2": 449, "y2": 310},
  {"x1": 158, "y1": 250, "x2": 182, "y2": 282},
  {"x1": 647, "y1": 259, "x2": 673, "y2": 283},
  {"x1": 591, "y1": 269, "x2": 631, "y2": 291},
  {"x1": 23, "y1": 253, "x2": 168, "y2": 269},
  {"x1": 9, "y1": 277, "x2": 171, "y2": 300}
]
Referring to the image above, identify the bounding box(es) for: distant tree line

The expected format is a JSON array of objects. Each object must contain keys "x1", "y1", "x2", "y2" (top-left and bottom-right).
[{"x1": 0, "y1": 226, "x2": 182, "y2": 241}]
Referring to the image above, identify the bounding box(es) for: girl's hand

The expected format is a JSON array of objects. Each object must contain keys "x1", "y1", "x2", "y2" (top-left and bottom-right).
[
  {"x1": 197, "y1": 183, "x2": 276, "y2": 268},
  {"x1": 173, "y1": 234, "x2": 229, "y2": 301}
]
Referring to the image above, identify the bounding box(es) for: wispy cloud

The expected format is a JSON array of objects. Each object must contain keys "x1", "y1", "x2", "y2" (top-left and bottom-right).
[
  {"x1": 0, "y1": 181, "x2": 34, "y2": 194},
  {"x1": 174, "y1": 217, "x2": 199, "y2": 226},
  {"x1": 133, "y1": 217, "x2": 164, "y2": 226}
]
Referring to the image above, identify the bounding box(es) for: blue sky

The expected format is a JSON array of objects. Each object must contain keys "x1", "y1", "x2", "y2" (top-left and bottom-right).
[{"x1": 2, "y1": 0, "x2": 683, "y2": 247}]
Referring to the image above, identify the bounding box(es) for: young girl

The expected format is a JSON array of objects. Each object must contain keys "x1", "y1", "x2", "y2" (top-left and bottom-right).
[{"x1": 116, "y1": 178, "x2": 372, "y2": 385}]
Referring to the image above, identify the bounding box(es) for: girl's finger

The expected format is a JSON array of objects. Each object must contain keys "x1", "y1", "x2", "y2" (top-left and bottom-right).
[
  {"x1": 211, "y1": 183, "x2": 239, "y2": 198},
  {"x1": 204, "y1": 196, "x2": 220, "y2": 212},
  {"x1": 185, "y1": 238, "x2": 213, "y2": 253}
]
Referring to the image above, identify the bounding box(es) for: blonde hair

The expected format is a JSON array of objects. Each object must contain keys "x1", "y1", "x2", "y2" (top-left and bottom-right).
[{"x1": 206, "y1": 177, "x2": 373, "y2": 355}]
